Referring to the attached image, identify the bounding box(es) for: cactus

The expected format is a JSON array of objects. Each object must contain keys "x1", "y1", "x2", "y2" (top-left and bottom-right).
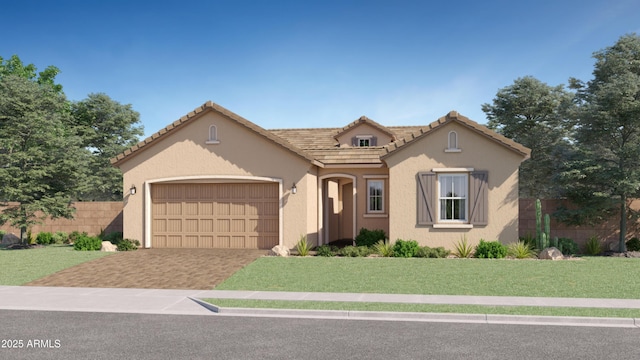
[
  {"x1": 544, "y1": 214, "x2": 551, "y2": 245},
  {"x1": 535, "y1": 199, "x2": 543, "y2": 250}
]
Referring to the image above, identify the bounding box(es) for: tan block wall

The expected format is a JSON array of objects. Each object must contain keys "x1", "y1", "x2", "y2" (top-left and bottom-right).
[
  {"x1": 0, "y1": 202, "x2": 123, "y2": 237},
  {"x1": 519, "y1": 198, "x2": 640, "y2": 251}
]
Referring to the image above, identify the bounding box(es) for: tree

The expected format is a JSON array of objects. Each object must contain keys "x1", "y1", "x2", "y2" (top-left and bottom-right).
[
  {"x1": 0, "y1": 55, "x2": 62, "y2": 93},
  {"x1": 482, "y1": 76, "x2": 574, "y2": 198},
  {"x1": 0, "y1": 75, "x2": 85, "y2": 242},
  {"x1": 71, "y1": 94, "x2": 144, "y2": 201},
  {"x1": 560, "y1": 34, "x2": 640, "y2": 252}
]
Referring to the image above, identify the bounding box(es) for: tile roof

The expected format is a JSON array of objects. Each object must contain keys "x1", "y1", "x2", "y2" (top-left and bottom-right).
[{"x1": 111, "y1": 101, "x2": 530, "y2": 168}]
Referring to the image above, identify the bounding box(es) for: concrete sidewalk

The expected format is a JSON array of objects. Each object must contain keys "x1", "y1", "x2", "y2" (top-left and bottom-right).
[{"x1": 1, "y1": 286, "x2": 639, "y2": 328}]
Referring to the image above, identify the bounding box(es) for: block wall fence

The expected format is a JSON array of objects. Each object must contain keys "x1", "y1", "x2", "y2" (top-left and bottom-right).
[{"x1": 2, "y1": 200, "x2": 639, "y2": 250}]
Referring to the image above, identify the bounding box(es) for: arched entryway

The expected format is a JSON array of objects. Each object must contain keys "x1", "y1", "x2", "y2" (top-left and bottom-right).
[{"x1": 318, "y1": 174, "x2": 356, "y2": 245}]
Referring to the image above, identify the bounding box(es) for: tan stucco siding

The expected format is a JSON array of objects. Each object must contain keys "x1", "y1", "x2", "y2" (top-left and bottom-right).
[
  {"x1": 385, "y1": 122, "x2": 523, "y2": 249},
  {"x1": 336, "y1": 123, "x2": 394, "y2": 147},
  {"x1": 119, "y1": 110, "x2": 316, "y2": 249}
]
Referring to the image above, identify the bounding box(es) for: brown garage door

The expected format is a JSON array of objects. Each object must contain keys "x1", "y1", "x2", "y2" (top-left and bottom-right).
[{"x1": 151, "y1": 183, "x2": 279, "y2": 249}]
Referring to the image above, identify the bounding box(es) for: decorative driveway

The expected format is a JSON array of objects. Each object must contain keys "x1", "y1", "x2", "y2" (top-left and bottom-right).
[{"x1": 26, "y1": 248, "x2": 268, "y2": 290}]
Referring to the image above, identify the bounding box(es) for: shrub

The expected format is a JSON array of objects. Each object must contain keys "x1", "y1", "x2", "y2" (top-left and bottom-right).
[
  {"x1": 373, "y1": 239, "x2": 393, "y2": 257},
  {"x1": 474, "y1": 239, "x2": 507, "y2": 259},
  {"x1": 507, "y1": 241, "x2": 536, "y2": 259},
  {"x1": 415, "y1": 246, "x2": 450, "y2": 258},
  {"x1": 36, "y1": 232, "x2": 54, "y2": 245},
  {"x1": 452, "y1": 235, "x2": 474, "y2": 258},
  {"x1": 585, "y1": 235, "x2": 602, "y2": 255},
  {"x1": 626, "y1": 237, "x2": 640, "y2": 252},
  {"x1": 73, "y1": 234, "x2": 102, "y2": 251},
  {"x1": 520, "y1": 233, "x2": 536, "y2": 250},
  {"x1": 69, "y1": 231, "x2": 86, "y2": 244},
  {"x1": 51, "y1": 231, "x2": 68, "y2": 244},
  {"x1": 392, "y1": 239, "x2": 420, "y2": 258},
  {"x1": 117, "y1": 239, "x2": 140, "y2": 251},
  {"x1": 295, "y1": 235, "x2": 312, "y2": 256},
  {"x1": 557, "y1": 237, "x2": 579, "y2": 255},
  {"x1": 355, "y1": 228, "x2": 387, "y2": 248},
  {"x1": 315, "y1": 245, "x2": 335, "y2": 257},
  {"x1": 338, "y1": 246, "x2": 372, "y2": 257}
]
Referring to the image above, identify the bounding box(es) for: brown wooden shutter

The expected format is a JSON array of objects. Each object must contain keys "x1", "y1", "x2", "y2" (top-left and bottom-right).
[
  {"x1": 417, "y1": 172, "x2": 436, "y2": 225},
  {"x1": 469, "y1": 171, "x2": 488, "y2": 225},
  {"x1": 351, "y1": 137, "x2": 357, "y2": 146},
  {"x1": 371, "y1": 137, "x2": 378, "y2": 146}
]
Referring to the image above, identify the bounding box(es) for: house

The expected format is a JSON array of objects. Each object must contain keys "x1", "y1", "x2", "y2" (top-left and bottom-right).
[{"x1": 111, "y1": 101, "x2": 530, "y2": 250}]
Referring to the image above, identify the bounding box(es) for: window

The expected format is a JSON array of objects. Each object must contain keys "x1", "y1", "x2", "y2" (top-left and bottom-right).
[
  {"x1": 367, "y1": 180, "x2": 384, "y2": 212},
  {"x1": 417, "y1": 170, "x2": 487, "y2": 226},
  {"x1": 438, "y1": 174, "x2": 467, "y2": 221},
  {"x1": 352, "y1": 135, "x2": 377, "y2": 147},
  {"x1": 206, "y1": 125, "x2": 219, "y2": 144}
]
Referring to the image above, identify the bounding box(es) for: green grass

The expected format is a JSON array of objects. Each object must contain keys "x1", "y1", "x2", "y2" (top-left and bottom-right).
[
  {"x1": 203, "y1": 299, "x2": 640, "y2": 318},
  {"x1": 216, "y1": 256, "x2": 640, "y2": 299},
  {"x1": 0, "y1": 244, "x2": 113, "y2": 285}
]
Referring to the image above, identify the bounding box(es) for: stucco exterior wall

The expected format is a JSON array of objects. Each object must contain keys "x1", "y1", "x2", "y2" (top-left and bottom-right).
[
  {"x1": 385, "y1": 122, "x2": 523, "y2": 249},
  {"x1": 118, "y1": 110, "x2": 316, "y2": 249}
]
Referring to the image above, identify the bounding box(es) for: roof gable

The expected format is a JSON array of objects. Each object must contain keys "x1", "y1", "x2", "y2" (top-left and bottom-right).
[
  {"x1": 382, "y1": 111, "x2": 531, "y2": 159},
  {"x1": 111, "y1": 101, "x2": 320, "y2": 167},
  {"x1": 334, "y1": 116, "x2": 397, "y2": 142}
]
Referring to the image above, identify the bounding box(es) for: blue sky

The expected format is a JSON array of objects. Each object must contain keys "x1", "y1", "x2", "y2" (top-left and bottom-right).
[{"x1": 4, "y1": 0, "x2": 640, "y2": 138}]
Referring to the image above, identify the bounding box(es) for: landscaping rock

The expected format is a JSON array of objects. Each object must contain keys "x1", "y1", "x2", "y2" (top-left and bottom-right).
[
  {"x1": 538, "y1": 247, "x2": 564, "y2": 260},
  {"x1": 1, "y1": 233, "x2": 21, "y2": 246},
  {"x1": 101, "y1": 241, "x2": 118, "y2": 252},
  {"x1": 269, "y1": 245, "x2": 290, "y2": 257}
]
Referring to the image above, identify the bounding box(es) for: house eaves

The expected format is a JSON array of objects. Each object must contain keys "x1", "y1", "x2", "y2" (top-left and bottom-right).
[{"x1": 110, "y1": 101, "x2": 324, "y2": 168}]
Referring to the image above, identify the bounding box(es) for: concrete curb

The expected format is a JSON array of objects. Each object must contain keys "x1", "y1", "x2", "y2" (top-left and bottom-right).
[{"x1": 199, "y1": 302, "x2": 640, "y2": 328}]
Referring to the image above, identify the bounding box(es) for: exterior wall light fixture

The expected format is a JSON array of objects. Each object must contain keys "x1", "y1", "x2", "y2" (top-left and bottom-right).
[
  {"x1": 130, "y1": 185, "x2": 137, "y2": 196},
  {"x1": 291, "y1": 183, "x2": 297, "y2": 195}
]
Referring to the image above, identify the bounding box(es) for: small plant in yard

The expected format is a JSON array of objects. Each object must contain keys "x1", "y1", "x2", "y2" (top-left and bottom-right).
[
  {"x1": 474, "y1": 240, "x2": 507, "y2": 259},
  {"x1": 373, "y1": 239, "x2": 393, "y2": 257},
  {"x1": 585, "y1": 235, "x2": 602, "y2": 255},
  {"x1": 52, "y1": 231, "x2": 68, "y2": 244},
  {"x1": 116, "y1": 239, "x2": 140, "y2": 251},
  {"x1": 507, "y1": 241, "x2": 536, "y2": 259},
  {"x1": 626, "y1": 237, "x2": 640, "y2": 252},
  {"x1": 392, "y1": 239, "x2": 420, "y2": 258},
  {"x1": 295, "y1": 235, "x2": 312, "y2": 256},
  {"x1": 557, "y1": 237, "x2": 579, "y2": 255},
  {"x1": 415, "y1": 246, "x2": 450, "y2": 258},
  {"x1": 355, "y1": 228, "x2": 386, "y2": 247},
  {"x1": 453, "y1": 235, "x2": 473, "y2": 258},
  {"x1": 73, "y1": 234, "x2": 102, "y2": 251},
  {"x1": 315, "y1": 245, "x2": 335, "y2": 257},
  {"x1": 338, "y1": 246, "x2": 372, "y2": 257},
  {"x1": 36, "y1": 232, "x2": 54, "y2": 245}
]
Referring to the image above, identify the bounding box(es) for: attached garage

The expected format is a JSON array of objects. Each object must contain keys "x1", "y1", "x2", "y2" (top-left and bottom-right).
[{"x1": 151, "y1": 182, "x2": 279, "y2": 249}]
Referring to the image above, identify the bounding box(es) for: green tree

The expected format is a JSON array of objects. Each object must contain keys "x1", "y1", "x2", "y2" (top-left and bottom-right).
[
  {"x1": 0, "y1": 55, "x2": 62, "y2": 93},
  {"x1": 559, "y1": 34, "x2": 640, "y2": 252},
  {"x1": 71, "y1": 94, "x2": 144, "y2": 200},
  {"x1": 482, "y1": 76, "x2": 574, "y2": 198},
  {"x1": 0, "y1": 75, "x2": 85, "y2": 242}
]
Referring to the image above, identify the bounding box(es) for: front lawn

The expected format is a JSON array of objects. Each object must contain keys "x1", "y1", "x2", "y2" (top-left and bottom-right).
[
  {"x1": 216, "y1": 256, "x2": 640, "y2": 299},
  {"x1": 0, "y1": 244, "x2": 112, "y2": 285}
]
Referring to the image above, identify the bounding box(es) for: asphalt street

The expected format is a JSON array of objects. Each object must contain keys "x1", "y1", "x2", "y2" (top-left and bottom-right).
[{"x1": 2, "y1": 310, "x2": 639, "y2": 360}]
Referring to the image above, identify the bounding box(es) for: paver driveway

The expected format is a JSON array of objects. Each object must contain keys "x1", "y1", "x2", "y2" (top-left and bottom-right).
[{"x1": 25, "y1": 248, "x2": 268, "y2": 290}]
